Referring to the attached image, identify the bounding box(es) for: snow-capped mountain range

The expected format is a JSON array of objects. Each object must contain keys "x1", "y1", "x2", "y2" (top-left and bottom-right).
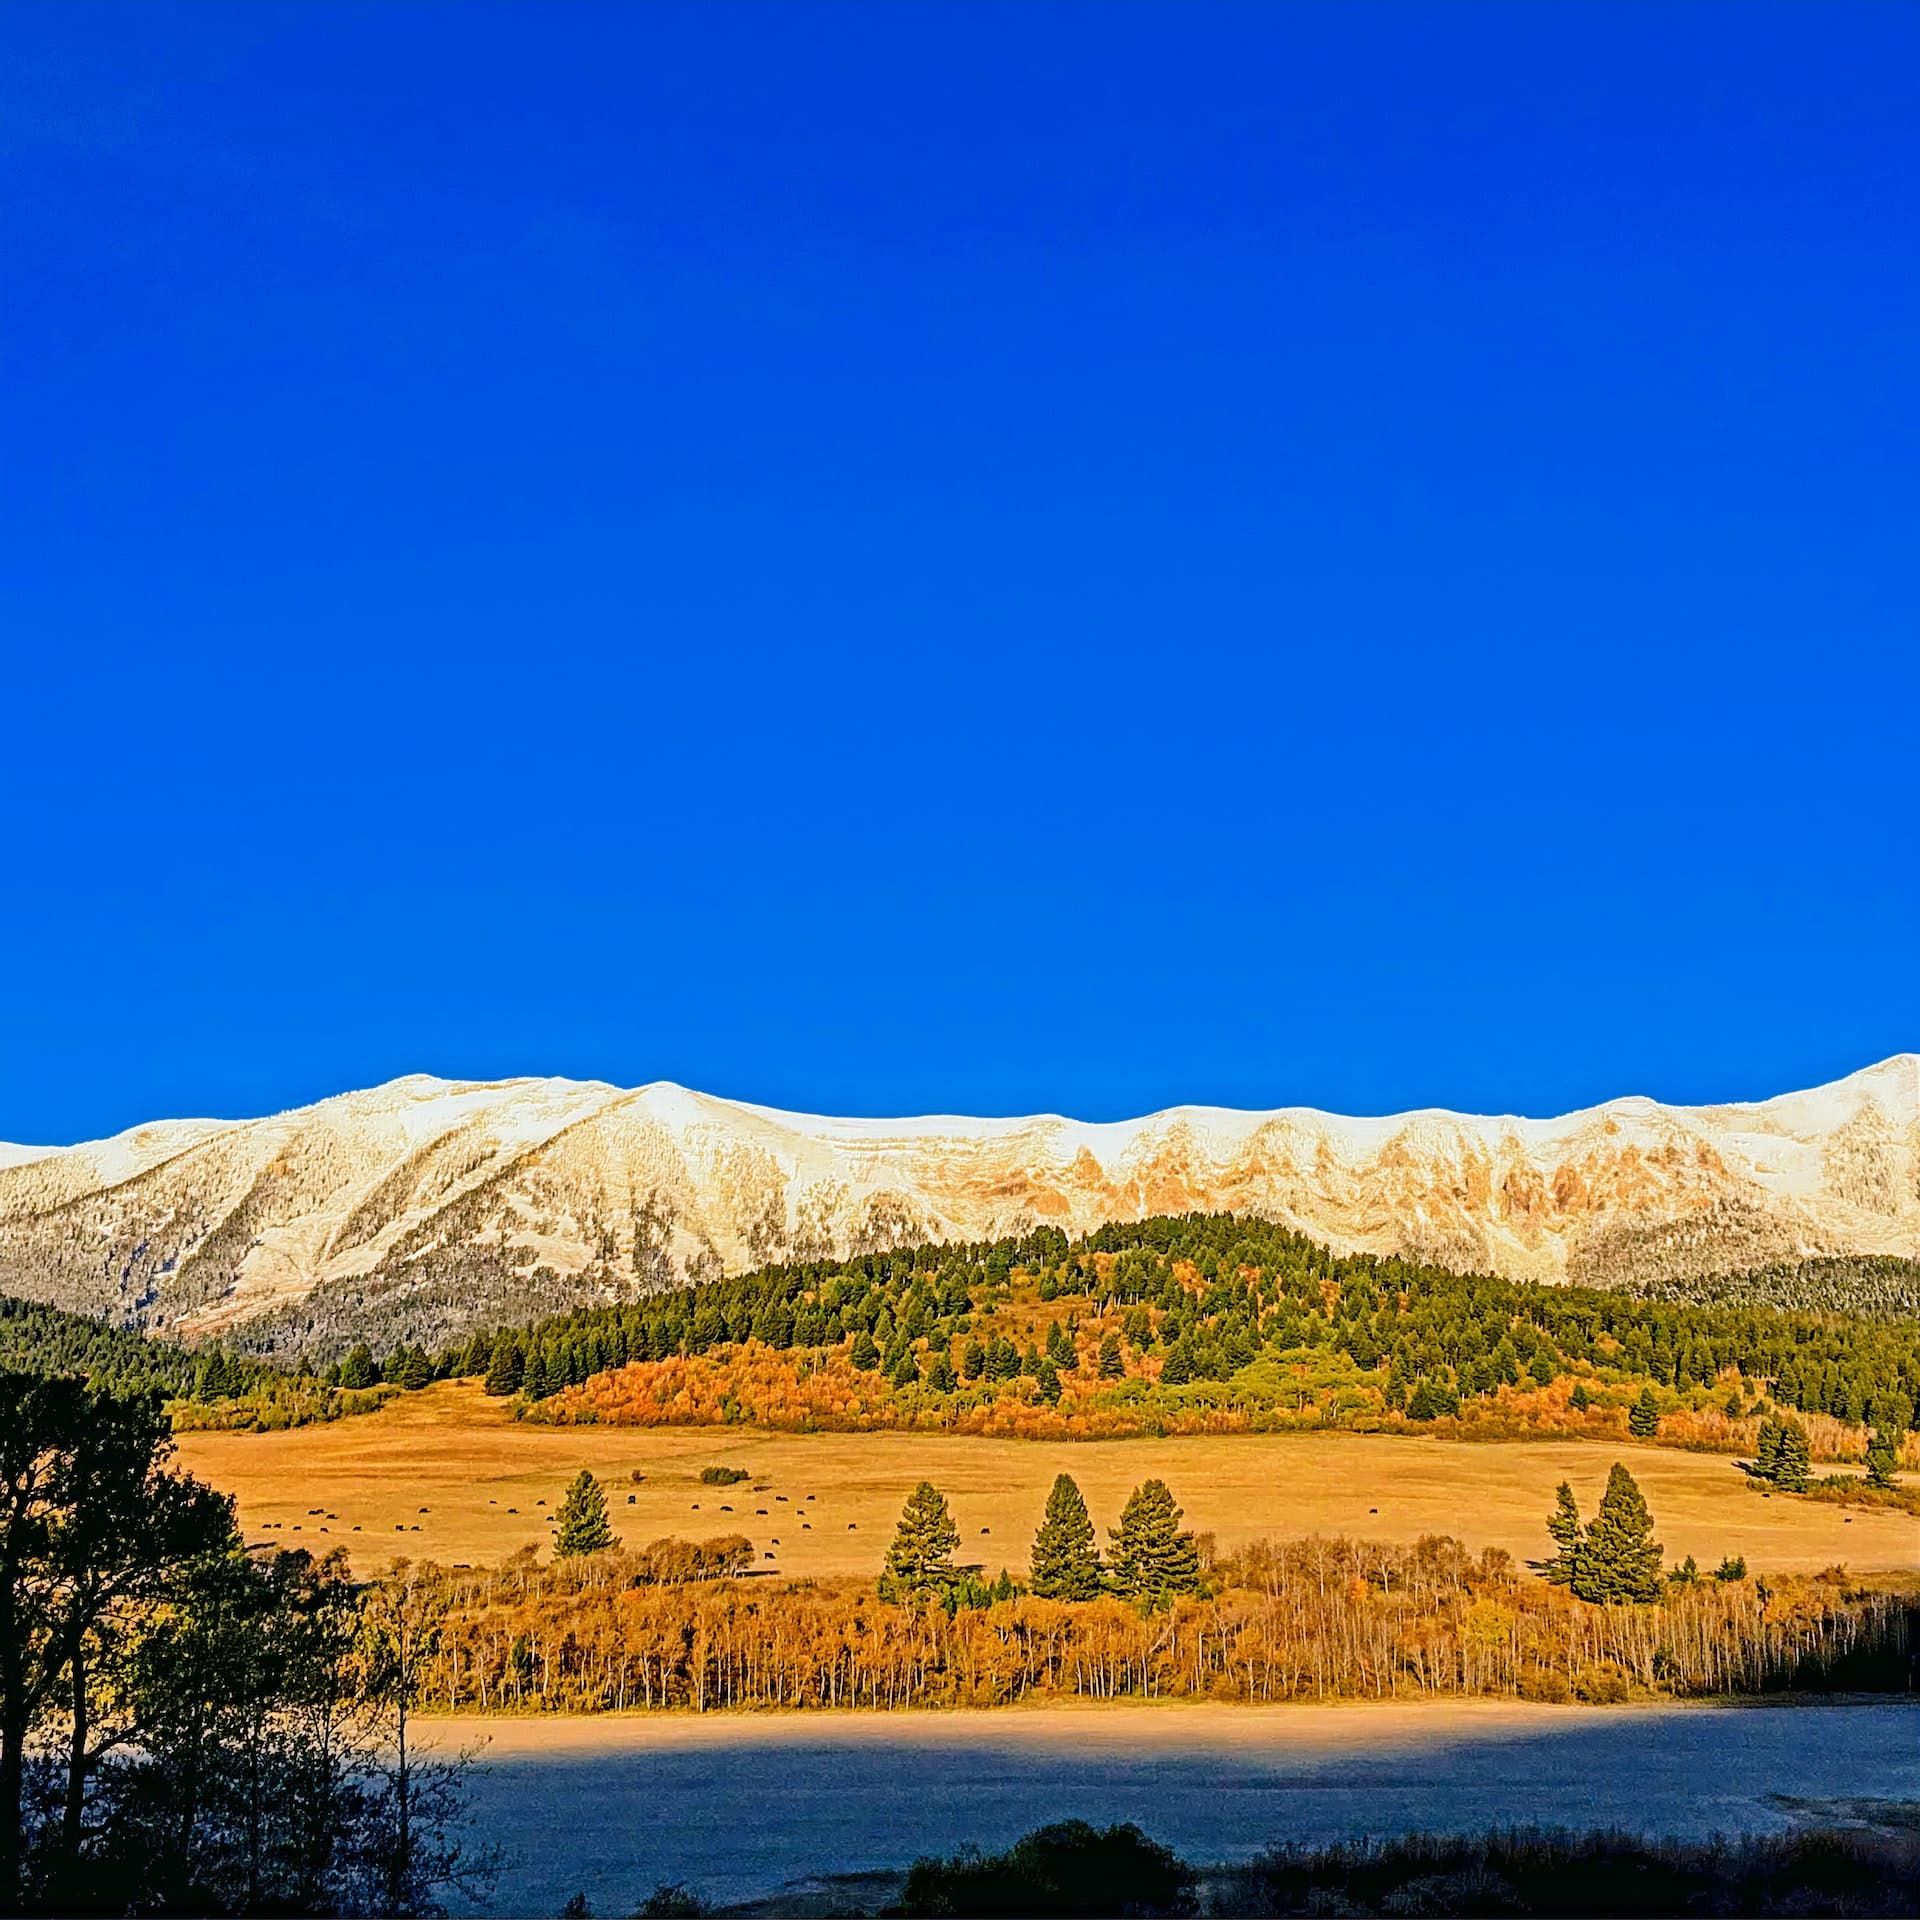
[{"x1": 1, "y1": 1057, "x2": 1915, "y2": 1358}]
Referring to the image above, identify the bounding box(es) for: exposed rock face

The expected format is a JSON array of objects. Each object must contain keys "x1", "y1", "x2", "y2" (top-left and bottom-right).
[{"x1": 0, "y1": 1057, "x2": 1914, "y2": 1356}]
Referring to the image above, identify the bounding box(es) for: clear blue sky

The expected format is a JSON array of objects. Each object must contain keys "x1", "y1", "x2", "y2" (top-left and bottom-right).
[{"x1": 3, "y1": 2, "x2": 1916, "y2": 1144}]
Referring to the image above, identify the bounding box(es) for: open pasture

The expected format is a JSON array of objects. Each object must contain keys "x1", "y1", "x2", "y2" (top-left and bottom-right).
[{"x1": 174, "y1": 1381, "x2": 1917, "y2": 1579}]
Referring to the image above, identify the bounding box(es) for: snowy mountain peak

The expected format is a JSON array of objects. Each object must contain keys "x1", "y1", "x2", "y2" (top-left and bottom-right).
[{"x1": 0, "y1": 1057, "x2": 1914, "y2": 1356}]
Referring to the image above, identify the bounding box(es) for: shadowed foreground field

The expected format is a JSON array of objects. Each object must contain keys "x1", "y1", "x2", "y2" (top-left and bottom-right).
[
  {"x1": 418, "y1": 1699, "x2": 1920, "y2": 1916},
  {"x1": 175, "y1": 1381, "x2": 1919, "y2": 1577}
]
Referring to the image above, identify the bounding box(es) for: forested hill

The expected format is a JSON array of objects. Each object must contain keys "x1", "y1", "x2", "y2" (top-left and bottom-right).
[
  {"x1": 5, "y1": 1057, "x2": 1913, "y2": 1357},
  {"x1": 0, "y1": 1292, "x2": 210, "y2": 1396},
  {"x1": 1625, "y1": 1254, "x2": 1920, "y2": 1320},
  {"x1": 0, "y1": 1292, "x2": 370, "y2": 1430},
  {"x1": 9, "y1": 1214, "x2": 1920, "y2": 1452},
  {"x1": 428, "y1": 1213, "x2": 1920, "y2": 1448}
]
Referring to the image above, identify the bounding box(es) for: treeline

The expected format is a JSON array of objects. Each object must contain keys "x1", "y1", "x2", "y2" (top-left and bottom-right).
[
  {"x1": 16, "y1": 1213, "x2": 1920, "y2": 1451},
  {"x1": 0, "y1": 1291, "x2": 251, "y2": 1400},
  {"x1": 402, "y1": 1531, "x2": 1912, "y2": 1715},
  {"x1": 1627, "y1": 1253, "x2": 1920, "y2": 1322},
  {"x1": 417, "y1": 1214, "x2": 1920, "y2": 1449},
  {"x1": 0, "y1": 1291, "x2": 390, "y2": 1432}
]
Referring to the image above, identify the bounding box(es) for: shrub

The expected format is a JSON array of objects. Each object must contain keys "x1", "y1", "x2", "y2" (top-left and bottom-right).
[{"x1": 898, "y1": 1820, "x2": 1197, "y2": 1918}]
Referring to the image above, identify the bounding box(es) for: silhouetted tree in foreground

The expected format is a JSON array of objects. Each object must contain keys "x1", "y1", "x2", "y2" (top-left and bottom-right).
[{"x1": 0, "y1": 1369, "x2": 494, "y2": 1913}]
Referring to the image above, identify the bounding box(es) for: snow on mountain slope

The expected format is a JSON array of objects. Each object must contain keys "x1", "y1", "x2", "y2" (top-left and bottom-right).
[{"x1": 0, "y1": 1057, "x2": 1914, "y2": 1357}]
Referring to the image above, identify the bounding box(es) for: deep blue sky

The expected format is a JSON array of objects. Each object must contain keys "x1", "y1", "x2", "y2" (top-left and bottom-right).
[{"x1": 4, "y1": 3, "x2": 1916, "y2": 1144}]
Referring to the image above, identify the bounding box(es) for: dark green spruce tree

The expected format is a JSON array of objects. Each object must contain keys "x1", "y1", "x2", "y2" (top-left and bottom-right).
[
  {"x1": 483, "y1": 1339, "x2": 524, "y2": 1397},
  {"x1": 552, "y1": 1470, "x2": 618, "y2": 1556},
  {"x1": 1533, "y1": 1481, "x2": 1584, "y2": 1585},
  {"x1": 1107, "y1": 1479, "x2": 1201, "y2": 1608},
  {"x1": 883, "y1": 1481, "x2": 960, "y2": 1597},
  {"x1": 1628, "y1": 1386, "x2": 1660, "y2": 1439},
  {"x1": 337, "y1": 1343, "x2": 378, "y2": 1391},
  {"x1": 1864, "y1": 1427, "x2": 1900, "y2": 1490},
  {"x1": 1028, "y1": 1474, "x2": 1103, "y2": 1600},
  {"x1": 1570, "y1": 1462, "x2": 1664, "y2": 1604},
  {"x1": 1773, "y1": 1418, "x2": 1812, "y2": 1492}
]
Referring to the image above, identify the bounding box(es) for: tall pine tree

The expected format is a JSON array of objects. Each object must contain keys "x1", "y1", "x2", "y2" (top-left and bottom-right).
[
  {"x1": 483, "y1": 1339, "x2": 524, "y2": 1397},
  {"x1": 552, "y1": 1469, "x2": 618, "y2": 1556},
  {"x1": 1107, "y1": 1479, "x2": 1200, "y2": 1608},
  {"x1": 883, "y1": 1480, "x2": 960, "y2": 1595},
  {"x1": 1570, "y1": 1462, "x2": 1663, "y2": 1603},
  {"x1": 337, "y1": 1344, "x2": 377, "y2": 1391},
  {"x1": 1532, "y1": 1481, "x2": 1584, "y2": 1585},
  {"x1": 1028, "y1": 1474, "x2": 1102, "y2": 1600},
  {"x1": 1773, "y1": 1419, "x2": 1812, "y2": 1492}
]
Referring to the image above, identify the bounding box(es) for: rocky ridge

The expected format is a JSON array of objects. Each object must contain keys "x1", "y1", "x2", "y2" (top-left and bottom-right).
[{"x1": 0, "y1": 1057, "x2": 1914, "y2": 1357}]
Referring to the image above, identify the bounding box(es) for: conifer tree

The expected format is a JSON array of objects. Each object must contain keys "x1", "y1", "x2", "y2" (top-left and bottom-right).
[
  {"x1": 850, "y1": 1329, "x2": 880, "y2": 1371},
  {"x1": 1035, "y1": 1359, "x2": 1062, "y2": 1404},
  {"x1": 1406, "y1": 1378, "x2": 1448, "y2": 1421},
  {"x1": 1098, "y1": 1333, "x2": 1124, "y2": 1379},
  {"x1": 1569, "y1": 1382, "x2": 1592, "y2": 1412},
  {"x1": 483, "y1": 1339, "x2": 524, "y2": 1397},
  {"x1": 1533, "y1": 1480, "x2": 1584, "y2": 1585},
  {"x1": 1107, "y1": 1479, "x2": 1201, "y2": 1607},
  {"x1": 925, "y1": 1351, "x2": 957, "y2": 1393},
  {"x1": 1864, "y1": 1427, "x2": 1900, "y2": 1490},
  {"x1": 1570, "y1": 1462, "x2": 1664, "y2": 1603},
  {"x1": 1628, "y1": 1386, "x2": 1660, "y2": 1440},
  {"x1": 338, "y1": 1344, "x2": 377, "y2": 1391},
  {"x1": 1774, "y1": 1418, "x2": 1812, "y2": 1492},
  {"x1": 883, "y1": 1480, "x2": 960, "y2": 1595},
  {"x1": 1753, "y1": 1414, "x2": 1786, "y2": 1480},
  {"x1": 552, "y1": 1469, "x2": 618, "y2": 1556},
  {"x1": 1028, "y1": 1474, "x2": 1102, "y2": 1600},
  {"x1": 523, "y1": 1347, "x2": 553, "y2": 1400},
  {"x1": 961, "y1": 1338, "x2": 987, "y2": 1381}
]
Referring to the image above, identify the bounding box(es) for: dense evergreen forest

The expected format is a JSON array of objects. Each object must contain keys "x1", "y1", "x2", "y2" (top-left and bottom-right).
[
  {"x1": 1626, "y1": 1253, "x2": 1920, "y2": 1320},
  {"x1": 0, "y1": 1293, "x2": 379, "y2": 1430},
  {"x1": 419, "y1": 1215, "x2": 1920, "y2": 1454},
  {"x1": 4, "y1": 1214, "x2": 1918, "y2": 1459}
]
